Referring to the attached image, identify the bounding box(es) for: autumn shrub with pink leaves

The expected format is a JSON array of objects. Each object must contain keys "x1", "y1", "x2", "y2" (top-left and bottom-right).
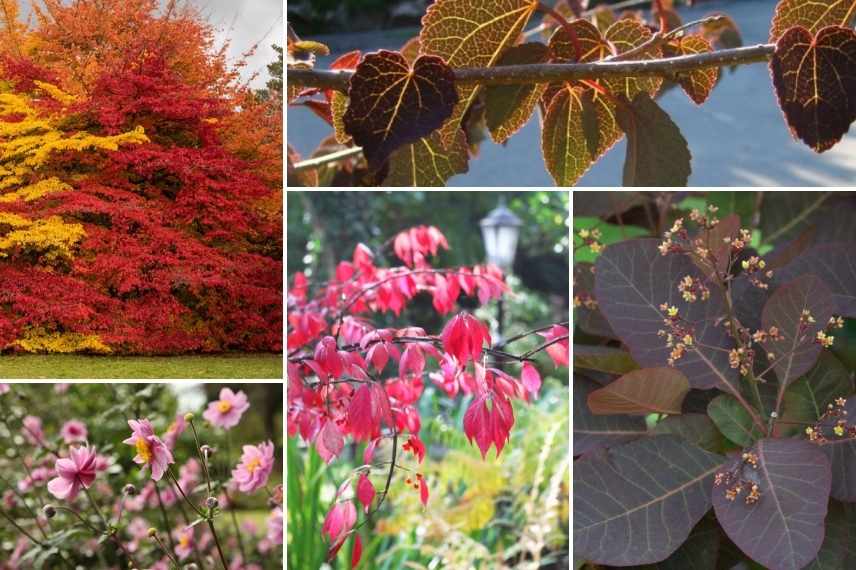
[{"x1": 0, "y1": 383, "x2": 282, "y2": 568}]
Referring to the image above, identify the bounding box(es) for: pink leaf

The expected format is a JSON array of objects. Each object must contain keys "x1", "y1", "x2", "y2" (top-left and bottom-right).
[
  {"x1": 521, "y1": 363, "x2": 542, "y2": 399},
  {"x1": 356, "y1": 473, "x2": 375, "y2": 513},
  {"x1": 315, "y1": 420, "x2": 344, "y2": 464}
]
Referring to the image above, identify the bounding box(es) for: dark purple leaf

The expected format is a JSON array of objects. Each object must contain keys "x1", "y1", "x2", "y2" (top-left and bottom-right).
[
  {"x1": 574, "y1": 376, "x2": 646, "y2": 456},
  {"x1": 805, "y1": 500, "x2": 851, "y2": 570},
  {"x1": 574, "y1": 435, "x2": 723, "y2": 565},
  {"x1": 633, "y1": 517, "x2": 721, "y2": 570},
  {"x1": 575, "y1": 262, "x2": 616, "y2": 338},
  {"x1": 713, "y1": 438, "x2": 832, "y2": 570},
  {"x1": 708, "y1": 394, "x2": 765, "y2": 448},
  {"x1": 594, "y1": 238, "x2": 737, "y2": 390},
  {"x1": 762, "y1": 275, "x2": 835, "y2": 390},
  {"x1": 815, "y1": 395, "x2": 856, "y2": 501},
  {"x1": 775, "y1": 244, "x2": 856, "y2": 317}
]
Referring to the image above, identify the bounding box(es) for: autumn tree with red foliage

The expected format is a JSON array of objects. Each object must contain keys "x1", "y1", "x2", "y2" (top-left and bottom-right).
[
  {"x1": 0, "y1": 0, "x2": 282, "y2": 354},
  {"x1": 286, "y1": 225, "x2": 569, "y2": 567}
]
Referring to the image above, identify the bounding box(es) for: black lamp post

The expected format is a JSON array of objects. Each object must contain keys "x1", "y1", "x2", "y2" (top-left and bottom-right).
[{"x1": 479, "y1": 197, "x2": 522, "y2": 341}]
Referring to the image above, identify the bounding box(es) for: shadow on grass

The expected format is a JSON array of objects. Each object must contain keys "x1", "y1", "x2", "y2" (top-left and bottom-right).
[{"x1": 0, "y1": 353, "x2": 283, "y2": 379}]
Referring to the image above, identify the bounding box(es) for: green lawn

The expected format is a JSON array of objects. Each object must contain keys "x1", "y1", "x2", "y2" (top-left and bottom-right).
[{"x1": 0, "y1": 353, "x2": 282, "y2": 379}]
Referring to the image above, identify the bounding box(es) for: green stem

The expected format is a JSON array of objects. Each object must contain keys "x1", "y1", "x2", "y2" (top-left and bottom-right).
[{"x1": 207, "y1": 519, "x2": 230, "y2": 570}]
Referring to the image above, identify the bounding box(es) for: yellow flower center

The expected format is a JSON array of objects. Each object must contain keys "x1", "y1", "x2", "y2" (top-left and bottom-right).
[
  {"x1": 245, "y1": 457, "x2": 262, "y2": 474},
  {"x1": 135, "y1": 437, "x2": 152, "y2": 464},
  {"x1": 179, "y1": 534, "x2": 191, "y2": 548},
  {"x1": 217, "y1": 400, "x2": 232, "y2": 414}
]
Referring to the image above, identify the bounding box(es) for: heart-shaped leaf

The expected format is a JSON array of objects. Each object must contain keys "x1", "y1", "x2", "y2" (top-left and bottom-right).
[
  {"x1": 382, "y1": 130, "x2": 469, "y2": 186},
  {"x1": 708, "y1": 394, "x2": 765, "y2": 447},
  {"x1": 770, "y1": 25, "x2": 856, "y2": 153},
  {"x1": 549, "y1": 19, "x2": 610, "y2": 64},
  {"x1": 574, "y1": 435, "x2": 723, "y2": 566},
  {"x1": 770, "y1": 0, "x2": 856, "y2": 42},
  {"x1": 662, "y1": 35, "x2": 719, "y2": 105},
  {"x1": 485, "y1": 42, "x2": 549, "y2": 144},
  {"x1": 713, "y1": 438, "x2": 831, "y2": 570},
  {"x1": 420, "y1": 0, "x2": 539, "y2": 144},
  {"x1": 814, "y1": 395, "x2": 856, "y2": 501},
  {"x1": 594, "y1": 239, "x2": 738, "y2": 390},
  {"x1": 603, "y1": 18, "x2": 664, "y2": 99},
  {"x1": 588, "y1": 367, "x2": 690, "y2": 415},
  {"x1": 574, "y1": 376, "x2": 646, "y2": 455},
  {"x1": 616, "y1": 92, "x2": 692, "y2": 187},
  {"x1": 343, "y1": 50, "x2": 458, "y2": 170},
  {"x1": 762, "y1": 274, "x2": 836, "y2": 392}
]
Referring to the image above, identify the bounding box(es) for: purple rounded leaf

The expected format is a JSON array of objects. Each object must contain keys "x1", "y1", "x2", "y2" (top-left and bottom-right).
[
  {"x1": 594, "y1": 238, "x2": 737, "y2": 390},
  {"x1": 815, "y1": 395, "x2": 856, "y2": 501},
  {"x1": 712, "y1": 438, "x2": 831, "y2": 570}
]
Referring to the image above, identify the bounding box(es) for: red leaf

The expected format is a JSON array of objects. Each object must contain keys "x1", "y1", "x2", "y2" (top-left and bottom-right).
[
  {"x1": 322, "y1": 501, "x2": 356, "y2": 559},
  {"x1": 521, "y1": 362, "x2": 542, "y2": 399},
  {"x1": 315, "y1": 420, "x2": 344, "y2": 464},
  {"x1": 366, "y1": 342, "x2": 389, "y2": 373},
  {"x1": 540, "y1": 325, "x2": 570, "y2": 367},
  {"x1": 441, "y1": 312, "x2": 491, "y2": 366},
  {"x1": 315, "y1": 336, "x2": 344, "y2": 378},
  {"x1": 351, "y1": 533, "x2": 363, "y2": 568},
  {"x1": 463, "y1": 393, "x2": 514, "y2": 459},
  {"x1": 347, "y1": 384, "x2": 378, "y2": 441},
  {"x1": 419, "y1": 477, "x2": 429, "y2": 506},
  {"x1": 356, "y1": 473, "x2": 375, "y2": 513},
  {"x1": 399, "y1": 344, "x2": 425, "y2": 378}
]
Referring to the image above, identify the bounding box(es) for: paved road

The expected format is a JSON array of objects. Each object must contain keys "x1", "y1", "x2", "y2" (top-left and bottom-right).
[{"x1": 287, "y1": 0, "x2": 856, "y2": 187}]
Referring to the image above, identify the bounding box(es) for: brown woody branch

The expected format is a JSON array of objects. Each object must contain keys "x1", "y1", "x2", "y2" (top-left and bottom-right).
[{"x1": 287, "y1": 44, "x2": 774, "y2": 92}]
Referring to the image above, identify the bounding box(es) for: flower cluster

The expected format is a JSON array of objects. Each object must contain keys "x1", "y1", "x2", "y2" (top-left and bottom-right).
[
  {"x1": 714, "y1": 451, "x2": 762, "y2": 505},
  {"x1": 657, "y1": 304, "x2": 696, "y2": 366},
  {"x1": 805, "y1": 397, "x2": 855, "y2": 443},
  {"x1": 740, "y1": 255, "x2": 773, "y2": 289},
  {"x1": 577, "y1": 228, "x2": 603, "y2": 254},
  {"x1": 677, "y1": 275, "x2": 710, "y2": 303}
]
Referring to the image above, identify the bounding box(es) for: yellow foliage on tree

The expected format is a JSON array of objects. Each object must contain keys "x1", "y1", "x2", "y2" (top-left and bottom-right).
[{"x1": 14, "y1": 327, "x2": 111, "y2": 353}]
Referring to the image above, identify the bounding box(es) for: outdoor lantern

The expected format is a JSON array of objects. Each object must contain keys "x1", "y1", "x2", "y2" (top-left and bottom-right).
[{"x1": 479, "y1": 198, "x2": 522, "y2": 273}]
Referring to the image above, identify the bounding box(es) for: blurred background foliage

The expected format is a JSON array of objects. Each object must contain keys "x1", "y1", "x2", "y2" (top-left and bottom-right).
[{"x1": 287, "y1": 191, "x2": 569, "y2": 569}]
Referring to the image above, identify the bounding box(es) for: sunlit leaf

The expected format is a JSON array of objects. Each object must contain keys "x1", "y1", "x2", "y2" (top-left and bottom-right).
[
  {"x1": 770, "y1": 26, "x2": 856, "y2": 153},
  {"x1": 713, "y1": 438, "x2": 831, "y2": 570},
  {"x1": 616, "y1": 93, "x2": 691, "y2": 187},
  {"x1": 574, "y1": 376, "x2": 646, "y2": 455},
  {"x1": 770, "y1": 0, "x2": 856, "y2": 42},
  {"x1": 588, "y1": 367, "x2": 689, "y2": 415},
  {"x1": 549, "y1": 19, "x2": 610, "y2": 64},
  {"x1": 662, "y1": 35, "x2": 719, "y2": 105},
  {"x1": 485, "y1": 43, "x2": 549, "y2": 144},
  {"x1": 382, "y1": 130, "x2": 469, "y2": 187},
  {"x1": 419, "y1": 0, "x2": 539, "y2": 144},
  {"x1": 574, "y1": 435, "x2": 723, "y2": 565},
  {"x1": 343, "y1": 50, "x2": 458, "y2": 170},
  {"x1": 603, "y1": 18, "x2": 664, "y2": 99}
]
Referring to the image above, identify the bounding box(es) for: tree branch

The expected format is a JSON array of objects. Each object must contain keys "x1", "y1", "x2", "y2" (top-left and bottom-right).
[{"x1": 287, "y1": 44, "x2": 774, "y2": 92}]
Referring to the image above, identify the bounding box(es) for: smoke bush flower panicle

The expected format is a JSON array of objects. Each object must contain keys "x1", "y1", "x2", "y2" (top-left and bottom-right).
[
  {"x1": 123, "y1": 419, "x2": 174, "y2": 481},
  {"x1": 60, "y1": 420, "x2": 87, "y2": 444},
  {"x1": 232, "y1": 441, "x2": 275, "y2": 493},
  {"x1": 47, "y1": 445, "x2": 98, "y2": 501},
  {"x1": 203, "y1": 388, "x2": 250, "y2": 429}
]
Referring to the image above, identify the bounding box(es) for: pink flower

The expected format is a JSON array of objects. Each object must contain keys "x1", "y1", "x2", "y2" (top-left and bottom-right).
[
  {"x1": 21, "y1": 416, "x2": 45, "y2": 446},
  {"x1": 162, "y1": 413, "x2": 187, "y2": 450},
  {"x1": 0, "y1": 383, "x2": 9, "y2": 394},
  {"x1": 232, "y1": 441, "x2": 274, "y2": 493},
  {"x1": 267, "y1": 507, "x2": 283, "y2": 546},
  {"x1": 173, "y1": 527, "x2": 195, "y2": 560},
  {"x1": 54, "y1": 383, "x2": 70, "y2": 394},
  {"x1": 47, "y1": 446, "x2": 98, "y2": 501},
  {"x1": 123, "y1": 419, "x2": 174, "y2": 481},
  {"x1": 203, "y1": 388, "x2": 250, "y2": 429},
  {"x1": 60, "y1": 420, "x2": 87, "y2": 444}
]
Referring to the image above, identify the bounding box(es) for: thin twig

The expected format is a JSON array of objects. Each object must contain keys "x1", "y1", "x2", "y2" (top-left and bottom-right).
[{"x1": 292, "y1": 146, "x2": 364, "y2": 173}]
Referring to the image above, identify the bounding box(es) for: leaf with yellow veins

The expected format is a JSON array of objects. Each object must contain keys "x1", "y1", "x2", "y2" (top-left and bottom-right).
[
  {"x1": 343, "y1": 50, "x2": 457, "y2": 171},
  {"x1": 662, "y1": 35, "x2": 719, "y2": 105},
  {"x1": 549, "y1": 19, "x2": 610, "y2": 64},
  {"x1": 770, "y1": 0, "x2": 856, "y2": 42},
  {"x1": 485, "y1": 42, "x2": 549, "y2": 144},
  {"x1": 331, "y1": 91, "x2": 352, "y2": 145},
  {"x1": 383, "y1": 129, "x2": 469, "y2": 186},
  {"x1": 603, "y1": 19, "x2": 663, "y2": 99},
  {"x1": 419, "y1": 0, "x2": 540, "y2": 145}
]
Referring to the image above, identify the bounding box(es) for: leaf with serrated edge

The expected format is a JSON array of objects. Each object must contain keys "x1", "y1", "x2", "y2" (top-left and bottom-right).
[
  {"x1": 419, "y1": 0, "x2": 539, "y2": 144},
  {"x1": 814, "y1": 395, "x2": 856, "y2": 501},
  {"x1": 485, "y1": 43, "x2": 549, "y2": 144},
  {"x1": 594, "y1": 239, "x2": 737, "y2": 390},
  {"x1": 770, "y1": 0, "x2": 856, "y2": 42},
  {"x1": 574, "y1": 376, "x2": 646, "y2": 455},
  {"x1": 331, "y1": 92, "x2": 351, "y2": 144},
  {"x1": 588, "y1": 367, "x2": 689, "y2": 415},
  {"x1": 343, "y1": 50, "x2": 458, "y2": 170},
  {"x1": 663, "y1": 35, "x2": 719, "y2": 105},
  {"x1": 603, "y1": 18, "x2": 664, "y2": 99},
  {"x1": 713, "y1": 438, "x2": 831, "y2": 570},
  {"x1": 574, "y1": 435, "x2": 723, "y2": 566},
  {"x1": 708, "y1": 394, "x2": 765, "y2": 447},
  {"x1": 782, "y1": 352, "x2": 854, "y2": 436},
  {"x1": 549, "y1": 19, "x2": 610, "y2": 64},
  {"x1": 770, "y1": 26, "x2": 856, "y2": 153},
  {"x1": 616, "y1": 92, "x2": 691, "y2": 186},
  {"x1": 762, "y1": 275, "x2": 835, "y2": 390},
  {"x1": 382, "y1": 129, "x2": 469, "y2": 186}
]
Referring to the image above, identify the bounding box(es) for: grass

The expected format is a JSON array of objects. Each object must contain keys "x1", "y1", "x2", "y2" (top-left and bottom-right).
[{"x1": 0, "y1": 353, "x2": 282, "y2": 379}]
